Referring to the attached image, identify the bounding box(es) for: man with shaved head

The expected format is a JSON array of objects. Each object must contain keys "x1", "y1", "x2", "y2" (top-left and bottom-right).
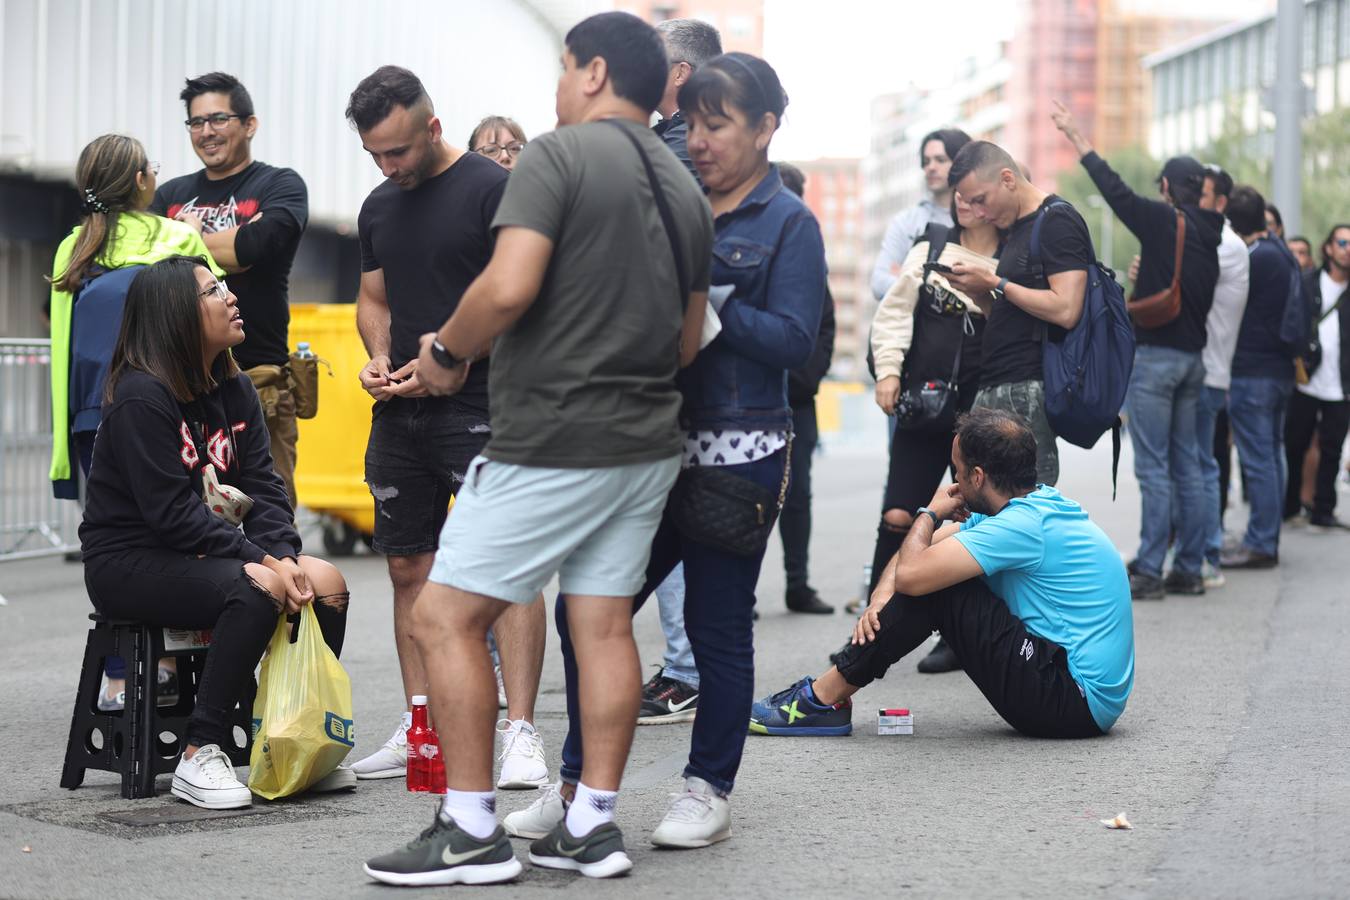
[{"x1": 944, "y1": 140, "x2": 1095, "y2": 489}]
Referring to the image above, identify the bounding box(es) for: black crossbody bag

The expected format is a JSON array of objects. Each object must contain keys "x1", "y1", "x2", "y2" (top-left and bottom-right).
[{"x1": 605, "y1": 119, "x2": 790, "y2": 558}]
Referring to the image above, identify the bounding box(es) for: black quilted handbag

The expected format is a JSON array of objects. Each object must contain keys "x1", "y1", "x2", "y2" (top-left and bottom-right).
[{"x1": 671, "y1": 438, "x2": 792, "y2": 558}]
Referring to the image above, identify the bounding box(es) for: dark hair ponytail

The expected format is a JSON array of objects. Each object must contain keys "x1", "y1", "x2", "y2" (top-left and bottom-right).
[{"x1": 51, "y1": 134, "x2": 154, "y2": 293}]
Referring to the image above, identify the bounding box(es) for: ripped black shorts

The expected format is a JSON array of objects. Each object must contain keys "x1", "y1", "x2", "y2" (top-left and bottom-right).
[{"x1": 364, "y1": 396, "x2": 491, "y2": 556}]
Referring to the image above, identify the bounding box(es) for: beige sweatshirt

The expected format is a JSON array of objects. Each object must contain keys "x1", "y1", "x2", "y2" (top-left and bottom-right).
[{"x1": 870, "y1": 241, "x2": 997, "y2": 380}]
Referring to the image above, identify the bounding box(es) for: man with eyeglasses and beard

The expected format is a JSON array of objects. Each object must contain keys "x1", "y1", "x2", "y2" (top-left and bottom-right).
[{"x1": 153, "y1": 72, "x2": 309, "y2": 509}]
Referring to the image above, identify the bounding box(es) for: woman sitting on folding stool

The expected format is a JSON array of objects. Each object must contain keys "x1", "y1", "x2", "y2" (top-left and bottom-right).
[{"x1": 79, "y1": 255, "x2": 350, "y2": 810}]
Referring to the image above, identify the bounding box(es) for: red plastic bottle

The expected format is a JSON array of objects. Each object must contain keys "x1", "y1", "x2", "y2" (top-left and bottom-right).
[
  {"x1": 406, "y1": 695, "x2": 447, "y2": 794},
  {"x1": 407, "y1": 695, "x2": 431, "y2": 792}
]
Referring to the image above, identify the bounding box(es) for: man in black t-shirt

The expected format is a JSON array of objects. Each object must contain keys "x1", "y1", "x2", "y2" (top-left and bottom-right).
[
  {"x1": 153, "y1": 72, "x2": 308, "y2": 508},
  {"x1": 343, "y1": 66, "x2": 549, "y2": 792},
  {"x1": 946, "y1": 141, "x2": 1093, "y2": 487}
]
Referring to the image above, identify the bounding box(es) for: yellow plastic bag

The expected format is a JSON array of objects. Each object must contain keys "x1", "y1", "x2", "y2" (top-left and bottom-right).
[{"x1": 248, "y1": 604, "x2": 354, "y2": 799}]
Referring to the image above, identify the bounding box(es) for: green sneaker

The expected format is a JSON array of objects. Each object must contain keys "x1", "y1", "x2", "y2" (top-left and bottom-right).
[
  {"x1": 363, "y1": 808, "x2": 522, "y2": 886},
  {"x1": 528, "y1": 820, "x2": 633, "y2": 878}
]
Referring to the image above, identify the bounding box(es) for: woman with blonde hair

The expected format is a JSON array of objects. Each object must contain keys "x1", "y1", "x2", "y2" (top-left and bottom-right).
[{"x1": 49, "y1": 133, "x2": 223, "y2": 497}]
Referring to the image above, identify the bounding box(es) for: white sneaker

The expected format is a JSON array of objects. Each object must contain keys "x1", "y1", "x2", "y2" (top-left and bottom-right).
[
  {"x1": 1202, "y1": 560, "x2": 1225, "y2": 589},
  {"x1": 170, "y1": 744, "x2": 251, "y2": 810},
  {"x1": 309, "y1": 764, "x2": 357, "y2": 793},
  {"x1": 351, "y1": 714, "x2": 409, "y2": 780},
  {"x1": 495, "y1": 665, "x2": 508, "y2": 710},
  {"x1": 496, "y1": 719, "x2": 549, "y2": 789},
  {"x1": 503, "y1": 781, "x2": 567, "y2": 838},
  {"x1": 650, "y1": 777, "x2": 731, "y2": 848}
]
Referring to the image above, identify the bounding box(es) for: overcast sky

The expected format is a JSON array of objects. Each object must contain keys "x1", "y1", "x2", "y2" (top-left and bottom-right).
[{"x1": 763, "y1": 0, "x2": 1276, "y2": 161}]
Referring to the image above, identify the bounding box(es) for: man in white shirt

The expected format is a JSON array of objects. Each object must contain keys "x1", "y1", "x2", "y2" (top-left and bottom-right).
[
  {"x1": 869, "y1": 129, "x2": 971, "y2": 301},
  {"x1": 1194, "y1": 167, "x2": 1249, "y2": 582},
  {"x1": 1284, "y1": 224, "x2": 1350, "y2": 530}
]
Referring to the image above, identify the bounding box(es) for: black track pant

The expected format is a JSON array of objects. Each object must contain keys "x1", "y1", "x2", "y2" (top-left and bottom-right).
[
  {"x1": 831, "y1": 577, "x2": 1103, "y2": 739},
  {"x1": 84, "y1": 549, "x2": 347, "y2": 749}
]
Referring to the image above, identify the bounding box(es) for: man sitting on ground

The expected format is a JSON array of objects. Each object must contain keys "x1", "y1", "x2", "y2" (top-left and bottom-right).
[{"x1": 749, "y1": 408, "x2": 1134, "y2": 739}]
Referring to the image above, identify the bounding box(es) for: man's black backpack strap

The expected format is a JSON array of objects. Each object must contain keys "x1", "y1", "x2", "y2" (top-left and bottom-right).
[{"x1": 604, "y1": 119, "x2": 689, "y2": 309}]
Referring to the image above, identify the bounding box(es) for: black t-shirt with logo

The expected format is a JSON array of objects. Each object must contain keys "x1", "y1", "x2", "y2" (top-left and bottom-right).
[
  {"x1": 982, "y1": 195, "x2": 1094, "y2": 387},
  {"x1": 357, "y1": 152, "x2": 508, "y2": 414},
  {"x1": 152, "y1": 161, "x2": 309, "y2": 369}
]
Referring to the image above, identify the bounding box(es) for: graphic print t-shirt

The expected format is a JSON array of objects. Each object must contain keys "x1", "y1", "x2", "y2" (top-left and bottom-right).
[{"x1": 153, "y1": 162, "x2": 309, "y2": 369}]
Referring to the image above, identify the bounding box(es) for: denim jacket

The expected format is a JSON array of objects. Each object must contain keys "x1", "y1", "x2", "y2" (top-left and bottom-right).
[{"x1": 678, "y1": 166, "x2": 827, "y2": 431}]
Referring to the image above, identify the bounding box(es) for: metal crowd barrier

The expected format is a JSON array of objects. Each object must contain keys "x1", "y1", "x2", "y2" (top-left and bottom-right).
[{"x1": 0, "y1": 338, "x2": 80, "y2": 567}]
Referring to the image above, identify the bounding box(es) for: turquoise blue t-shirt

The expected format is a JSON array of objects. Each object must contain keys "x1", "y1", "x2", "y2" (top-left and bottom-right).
[{"x1": 954, "y1": 486, "x2": 1134, "y2": 732}]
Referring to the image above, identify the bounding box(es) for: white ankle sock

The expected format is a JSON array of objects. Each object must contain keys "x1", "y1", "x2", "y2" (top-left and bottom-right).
[
  {"x1": 566, "y1": 782, "x2": 618, "y2": 837},
  {"x1": 440, "y1": 789, "x2": 497, "y2": 840}
]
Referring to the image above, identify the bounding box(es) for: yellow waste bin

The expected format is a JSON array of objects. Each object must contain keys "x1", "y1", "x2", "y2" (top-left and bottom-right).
[{"x1": 290, "y1": 303, "x2": 375, "y2": 555}]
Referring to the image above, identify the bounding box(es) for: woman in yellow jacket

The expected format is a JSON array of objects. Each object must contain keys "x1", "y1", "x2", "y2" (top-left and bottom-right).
[{"x1": 49, "y1": 133, "x2": 223, "y2": 498}]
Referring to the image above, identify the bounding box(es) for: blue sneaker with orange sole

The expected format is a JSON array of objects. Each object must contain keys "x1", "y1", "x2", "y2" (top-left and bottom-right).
[{"x1": 748, "y1": 676, "x2": 852, "y2": 736}]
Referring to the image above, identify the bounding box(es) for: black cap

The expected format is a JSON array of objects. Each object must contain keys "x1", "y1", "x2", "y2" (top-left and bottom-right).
[{"x1": 1157, "y1": 156, "x2": 1206, "y2": 192}]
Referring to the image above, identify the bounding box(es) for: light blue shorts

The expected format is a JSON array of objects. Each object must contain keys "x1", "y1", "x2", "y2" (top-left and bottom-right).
[{"x1": 427, "y1": 454, "x2": 681, "y2": 603}]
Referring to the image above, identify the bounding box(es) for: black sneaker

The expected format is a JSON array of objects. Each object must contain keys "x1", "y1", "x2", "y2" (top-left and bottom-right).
[
  {"x1": 916, "y1": 637, "x2": 961, "y2": 673},
  {"x1": 364, "y1": 808, "x2": 522, "y2": 886},
  {"x1": 1310, "y1": 514, "x2": 1350, "y2": 532},
  {"x1": 1163, "y1": 570, "x2": 1205, "y2": 596},
  {"x1": 1219, "y1": 546, "x2": 1279, "y2": 569},
  {"x1": 637, "y1": 671, "x2": 699, "y2": 725},
  {"x1": 1129, "y1": 571, "x2": 1165, "y2": 600},
  {"x1": 528, "y1": 821, "x2": 632, "y2": 878},
  {"x1": 785, "y1": 586, "x2": 834, "y2": 614}
]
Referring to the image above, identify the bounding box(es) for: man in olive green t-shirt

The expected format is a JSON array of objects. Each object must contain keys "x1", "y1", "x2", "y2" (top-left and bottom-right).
[{"x1": 362, "y1": 11, "x2": 713, "y2": 886}]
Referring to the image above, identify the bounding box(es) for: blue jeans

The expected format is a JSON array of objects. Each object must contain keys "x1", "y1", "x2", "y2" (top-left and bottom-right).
[
  {"x1": 1172, "y1": 386, "x2": 1227, "y2": 568},
  {"x1": 557, "y1": 450, "x2": 785, "y2": 795},
  {"x1": 1228, "y1": 375, "x2": 1293, "y2": 556},
  {"x1": 1125, "y1": 346, "x2": 1206, "y2": 578},
  {"x1": 655, "y1": 564, "x2": 698, "y2": 687}
]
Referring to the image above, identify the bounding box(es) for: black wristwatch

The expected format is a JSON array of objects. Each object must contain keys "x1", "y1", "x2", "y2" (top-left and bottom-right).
[
  {"x1": 429, "y1": 337, "x2": 461, "y2": 369},
  {"x1": 916, "y1": 506, "x2": 942, "y2": 528}
]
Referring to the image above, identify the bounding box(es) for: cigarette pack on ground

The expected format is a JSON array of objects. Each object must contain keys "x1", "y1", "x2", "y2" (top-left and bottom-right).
[{"x1": 878, "y1": 708, "x2": 913, "y2": 735}]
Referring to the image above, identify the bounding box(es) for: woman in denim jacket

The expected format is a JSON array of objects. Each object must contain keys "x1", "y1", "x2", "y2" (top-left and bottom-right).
[
  {"x1": 589, "y1": 53, "x2": 824, "y2": 847},
  {"x1": 548, "y1": 51, "x2": 824, "y2": 851}
]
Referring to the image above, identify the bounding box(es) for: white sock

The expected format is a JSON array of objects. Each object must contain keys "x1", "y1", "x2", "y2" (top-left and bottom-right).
[
  {"x1": 440, "y1": 789, "x2": 497, "y2": 840},
  {"x1": 566, "y1": 782, "x2": 618, "y2": 837}
]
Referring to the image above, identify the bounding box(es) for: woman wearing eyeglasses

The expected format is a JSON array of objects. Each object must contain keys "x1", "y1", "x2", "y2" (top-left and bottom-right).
[
  {"x1": 468, "y1": 115, "x2": 528, "y2": 172},
  {"x1": 80, "y1": 256, "x2": 351, "y2": 810}
]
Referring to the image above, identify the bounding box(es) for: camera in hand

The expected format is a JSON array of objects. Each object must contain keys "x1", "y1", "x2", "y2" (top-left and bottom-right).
[{"x1": 894, "y1": 378, "x2": 958, "y2": 433}]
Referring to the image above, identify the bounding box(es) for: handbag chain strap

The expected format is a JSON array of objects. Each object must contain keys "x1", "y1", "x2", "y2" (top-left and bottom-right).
[{"x1": 775, "y1": 434, "x2": 793, "y2": 512}]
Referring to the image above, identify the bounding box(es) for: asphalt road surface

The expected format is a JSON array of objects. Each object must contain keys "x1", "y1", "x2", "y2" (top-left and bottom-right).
[{"x1": 2, "y1": 436, "x2": 1346, "y2": 899}]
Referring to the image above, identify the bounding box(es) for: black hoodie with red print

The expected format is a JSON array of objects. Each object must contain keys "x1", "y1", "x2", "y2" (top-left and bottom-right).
[{"x1": 79, "y1": 370, "x2": 299, "y2": 563}]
